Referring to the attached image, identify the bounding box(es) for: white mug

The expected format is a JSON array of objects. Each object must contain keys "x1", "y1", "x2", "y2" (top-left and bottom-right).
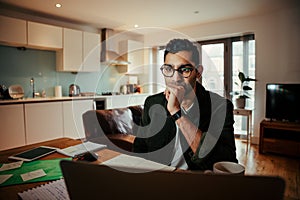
[{"x1": 213, "y1": 161, "x2": 245, "y2": 175}]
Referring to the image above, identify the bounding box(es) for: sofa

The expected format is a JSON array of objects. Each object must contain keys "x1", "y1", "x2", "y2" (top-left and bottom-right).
[{"x1": 82, "y1": 105, "x2": 143, "y2": 152}]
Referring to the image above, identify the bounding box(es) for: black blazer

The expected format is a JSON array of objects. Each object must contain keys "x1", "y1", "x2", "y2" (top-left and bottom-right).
[{"x1": 133, "y1": 82, "x2": 238, "y2": 170}]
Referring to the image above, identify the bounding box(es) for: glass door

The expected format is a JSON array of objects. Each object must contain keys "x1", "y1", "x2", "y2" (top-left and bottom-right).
[
  {"x1": 232, "y1": 37, "x2": 256, "y2": 137},
  {"x1": 199, "y1": 35, "x2": 255, "y2": 139},
  {"x1": 201, "y1": 41, "x2": 228, "y2": 97},
  {"x1": 232, "y1": 39, "x2": 256, "y2": 107}
]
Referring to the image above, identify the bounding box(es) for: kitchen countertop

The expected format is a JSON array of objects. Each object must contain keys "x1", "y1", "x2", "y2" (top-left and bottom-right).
[{"x1": 0, "y1": 93, "x2": 150, "y2": 105}]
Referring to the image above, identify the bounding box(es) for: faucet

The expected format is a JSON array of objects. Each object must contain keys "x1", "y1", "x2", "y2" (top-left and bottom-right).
[{"x1": 30, "y1": 78, "x2": 35, "y2": 98}]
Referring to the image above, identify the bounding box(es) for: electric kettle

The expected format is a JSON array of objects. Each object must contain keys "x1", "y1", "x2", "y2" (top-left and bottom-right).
[{"x1": 69, "y1": 84, "x2": 80, "y2": 97}]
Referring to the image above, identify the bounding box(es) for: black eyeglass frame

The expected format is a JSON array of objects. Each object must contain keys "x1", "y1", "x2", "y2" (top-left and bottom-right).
[{"x1": 160, "y1": 63, "x2": 196, "y2": 78}]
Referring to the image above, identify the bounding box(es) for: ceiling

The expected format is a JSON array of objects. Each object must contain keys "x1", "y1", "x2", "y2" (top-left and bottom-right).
[{"x1": 0, "y1": 0, "x2": 297, "y2": 31}]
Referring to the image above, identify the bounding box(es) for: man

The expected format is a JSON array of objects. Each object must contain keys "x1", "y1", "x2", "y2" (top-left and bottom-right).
[{"x1": 133, "y1": 38, "x2": 237, "y2": 170}]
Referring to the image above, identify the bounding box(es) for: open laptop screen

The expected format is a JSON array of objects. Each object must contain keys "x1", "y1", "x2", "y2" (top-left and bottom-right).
[{"x1": 60, "y1": 160, "x2": 285, "y2": 200}]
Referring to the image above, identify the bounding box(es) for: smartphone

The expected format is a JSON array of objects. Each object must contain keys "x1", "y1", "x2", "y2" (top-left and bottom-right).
[{"x1": 8, "y1": 146, "x2": 57, "y2": 162}]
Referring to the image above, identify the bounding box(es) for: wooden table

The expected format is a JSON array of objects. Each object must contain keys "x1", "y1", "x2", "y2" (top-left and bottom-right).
[
  {"x1": 0, "y1": 138, "x2": 121, "y2": 200},
  {"x1": 233, "y1": 108, "x2": 253, "y2": 147}
]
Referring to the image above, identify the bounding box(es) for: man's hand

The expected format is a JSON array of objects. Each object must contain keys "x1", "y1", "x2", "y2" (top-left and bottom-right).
[{"x1": 164, "y1": 83, "x2": 185, "y2": 115}]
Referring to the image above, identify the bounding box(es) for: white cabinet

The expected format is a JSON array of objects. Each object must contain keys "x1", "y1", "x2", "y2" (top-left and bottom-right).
[
  {"x1": 0, "y1": 105, "x2": 26, "y2": 151},
  {"x1": 62, "y1": 99, "x2": 93, "y2": 139},
  {"x1": 105, "y1": 94, "x2": 148, "y2": 109},
  {"x1": 24, "y1": 102, "x2": 64, "y2": 144},
  {"x1": 27, "y1": 21, "x2": 63, "y2": 49},
  {"x1": 0, "y1": 15, "x2": 27, "y2": 46},
  {"x1": 82, "y1": 31, "x2": 100, "y2": 71},
  {"x1": 57, "y1": 28, "x2": 100, "y2": 72},
  {"x1": 0, "y1": 16, "x2": 100, "y2": 72},
  {"x1": 119, "y1": 40, "x2": 144, "y2": 74},
  {"x1": 127, "y1": 94, "x2": 148, "y2": 106},
  {"x1": 56, "y1": 28, "x2": 83, "y2": 72}
]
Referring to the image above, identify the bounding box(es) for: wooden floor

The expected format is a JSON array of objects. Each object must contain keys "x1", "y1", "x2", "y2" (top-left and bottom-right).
[{"x1": 235, "y1": 139, "x2": 300, "y2": 200}]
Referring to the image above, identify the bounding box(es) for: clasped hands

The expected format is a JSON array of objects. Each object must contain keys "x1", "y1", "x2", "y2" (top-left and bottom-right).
[{"x1": 164, "y1": 83, "x2": 186, "y2": 115}]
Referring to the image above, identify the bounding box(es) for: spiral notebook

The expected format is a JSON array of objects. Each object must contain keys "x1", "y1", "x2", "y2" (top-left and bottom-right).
[{"x1": 18, "y1": 179, "x2": 70, "y2": 200}]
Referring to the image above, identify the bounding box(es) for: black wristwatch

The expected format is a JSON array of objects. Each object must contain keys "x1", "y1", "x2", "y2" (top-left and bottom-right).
[{"x1": 171, "y1": 110, "x2": 182, "y2": 121}]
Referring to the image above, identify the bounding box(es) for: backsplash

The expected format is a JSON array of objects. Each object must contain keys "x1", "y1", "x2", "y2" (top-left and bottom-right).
[{"x1": 0, "y1": 45, "x2": 129, "y2": 97}]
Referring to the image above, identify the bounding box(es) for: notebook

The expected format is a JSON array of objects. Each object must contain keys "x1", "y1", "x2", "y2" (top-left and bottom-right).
[
  {"x1": 56, "y1": 141, "x2": 106, "y2": 157},
  {"x1": 101, "y1": 154, "x2": 176, "y2": 172},
  {"x1": 60, "y1": 160, "x2": 286, "y2": 200}
]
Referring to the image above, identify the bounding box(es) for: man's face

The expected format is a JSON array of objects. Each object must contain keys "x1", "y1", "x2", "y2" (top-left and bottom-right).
[{"x1": 164, "y1": 50, "x2": 201, "y2": 94}]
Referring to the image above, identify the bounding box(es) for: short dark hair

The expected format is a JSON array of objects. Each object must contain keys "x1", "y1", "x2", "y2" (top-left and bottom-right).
[{"x1": 164, "y1": 39, "x2": 199, "y2": 66}]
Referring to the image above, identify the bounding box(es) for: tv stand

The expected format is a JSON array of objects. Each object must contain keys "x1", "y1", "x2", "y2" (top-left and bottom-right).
[{"x1": 259, "y1": 120, "x2": 300, "y2": 157}]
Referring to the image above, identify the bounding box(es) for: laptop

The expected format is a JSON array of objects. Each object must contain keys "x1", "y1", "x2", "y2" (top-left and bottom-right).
[{"x1": 60, "y1": 160, "x2": 285, "y2": 200}]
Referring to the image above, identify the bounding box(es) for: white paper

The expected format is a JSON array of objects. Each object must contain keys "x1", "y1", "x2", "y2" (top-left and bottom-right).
[
  {"x1": 101, "y1": 154, "x2": 176, "y2": 172},
  {"x1": 18, "y1": 179, "x2": 70, "y2": 200},
  {"x1": 21, "y1": 169, "x2": 47, "y2": 182},
  {"x1": 57, "y1": 141, "x2": 106, "y2": 157},
  {"x1": 0, "y1": 174, "x2": 13, "y2": 184},
  {"x1": 0, "y1": 161, "x2": 23, "y2": 171}
]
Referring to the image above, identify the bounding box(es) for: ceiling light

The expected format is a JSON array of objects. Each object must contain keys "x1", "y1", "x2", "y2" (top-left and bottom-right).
[
  {"x1": 134, "y1": 24, "x2": 139, "y2": 28},
  {"x1": 55, "y1": 3, "x2": 62, "y2": 8}
]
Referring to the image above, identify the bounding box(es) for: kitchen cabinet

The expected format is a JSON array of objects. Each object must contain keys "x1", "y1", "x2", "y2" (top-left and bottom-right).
[
  {"x1": 82, "y1": 31, "x2": 100, "y2": 71},
  {"x1": 57, "y1": 28, "x2": 83, "y2": 72},
  {"x1": 57, "y1": 28, "x2": 100, "y2": 72},
  {"x1": 127, "y1": 94, "x2": 148, "y2": 106},
  {"x1": 0, "y1": 104, "x2": 26, "y2": 151},
  {"x1": 119, "y1": 40, "x2": 144, "y2": 74},
  {"x1": 62, "y1": 99, "x2": 93, "y2": 139},
  {"x1": 105, "y1": 94, "x2": 148, "y2": 109},
  {"x1": 0, "y1": 15, "x2": 27, "y2": 46},
  {"x1": 24, "y1": 102, "x2": 64, "y2": 144},
  {"x1": 27, "y1": 21, "x2": 63, "y2": 49},
  {"x1": 0, "y1": 15, "x2": 100, "y2": 72}
]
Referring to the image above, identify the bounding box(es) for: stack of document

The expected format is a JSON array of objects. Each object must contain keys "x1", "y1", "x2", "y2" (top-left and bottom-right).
[
  {"x1": 101, "y1": 154, "x2": 176, "y2": 172},
  {"x1": 57, "y1": 142, "x2": 106, "y2": 157},
  {"x1": 18, "y1": 179, "x2": 70, "y2": 200}
]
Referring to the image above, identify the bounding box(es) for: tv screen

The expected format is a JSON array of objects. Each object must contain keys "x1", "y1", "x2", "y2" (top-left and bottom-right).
[{"x1": 266, "y1": 83, "x2": 300, "y2": 122}]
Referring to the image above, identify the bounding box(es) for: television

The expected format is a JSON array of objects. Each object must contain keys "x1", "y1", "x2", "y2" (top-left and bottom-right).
[{"x1": 265, "y1": 83, "x2": 300, "y2": 122}]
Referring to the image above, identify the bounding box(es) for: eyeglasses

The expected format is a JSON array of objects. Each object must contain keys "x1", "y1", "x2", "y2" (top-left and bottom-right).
[{"x1": 160, "y1": 64, "x2": 195, "y2": 78}]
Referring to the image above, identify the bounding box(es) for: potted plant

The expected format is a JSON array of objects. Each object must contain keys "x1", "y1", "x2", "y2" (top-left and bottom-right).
[{"x1": 233, "y1": 72, "x2": 257, "y2": 109}]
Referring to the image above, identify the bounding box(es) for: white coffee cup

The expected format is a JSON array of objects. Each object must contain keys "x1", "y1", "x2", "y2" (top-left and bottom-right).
[{"x1": 213, "y1": 161, "x2": 245, "y2": 175}]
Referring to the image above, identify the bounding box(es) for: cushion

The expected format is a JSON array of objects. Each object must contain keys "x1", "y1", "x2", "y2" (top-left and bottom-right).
[
  {"x1": 128, "y1": 105, "x2": 143, "y2": 126},
  {"x1": 95, "y1": 108, "x2": 133, "y2": 135},
  {"x1": 82, "y1": 106, "x2": 144, "y2": 141}
]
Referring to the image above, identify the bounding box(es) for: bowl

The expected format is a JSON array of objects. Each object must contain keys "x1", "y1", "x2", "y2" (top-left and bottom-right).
[{"x1": 8, "y1": 85, "x2": 24, "y2": 99}]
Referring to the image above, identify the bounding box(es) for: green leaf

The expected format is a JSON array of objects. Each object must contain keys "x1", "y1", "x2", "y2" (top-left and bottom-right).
[
  {"x1": 238, "y1": 72, "x2": 246, "y2": 83},
  {"x1": 245, "y1": 77, "x2": 257, "y2": 82},
  {"x1": 243, "y1": 85, "x2": 252, "y2": 90},
  {"x1": 230, "y1": 91, "x2": 240, "y2": 95},
  {"x1": 239, "y1": 95, "x2": 250, "y2": 99}
]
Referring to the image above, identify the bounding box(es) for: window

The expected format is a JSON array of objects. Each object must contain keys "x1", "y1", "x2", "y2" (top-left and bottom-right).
[
  {"x1": 200, "y1": 35, "x2": 255, "y2": 137},
  {"x1": 200, "y1": 41, "x2": 227, "y2": 97}
]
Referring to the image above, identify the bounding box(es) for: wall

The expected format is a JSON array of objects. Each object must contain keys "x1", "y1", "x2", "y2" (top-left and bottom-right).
[
  {"x1": 0, "y1": 45, "x2": 130, "y2": 97},
  {"x1": 144, "y1": 3, "x2": 300, "y2": 143}
]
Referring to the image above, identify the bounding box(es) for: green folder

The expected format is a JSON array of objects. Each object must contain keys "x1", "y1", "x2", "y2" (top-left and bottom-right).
[{"x1": 0, "y1": 158, "x2": 71, "y2": 187}]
